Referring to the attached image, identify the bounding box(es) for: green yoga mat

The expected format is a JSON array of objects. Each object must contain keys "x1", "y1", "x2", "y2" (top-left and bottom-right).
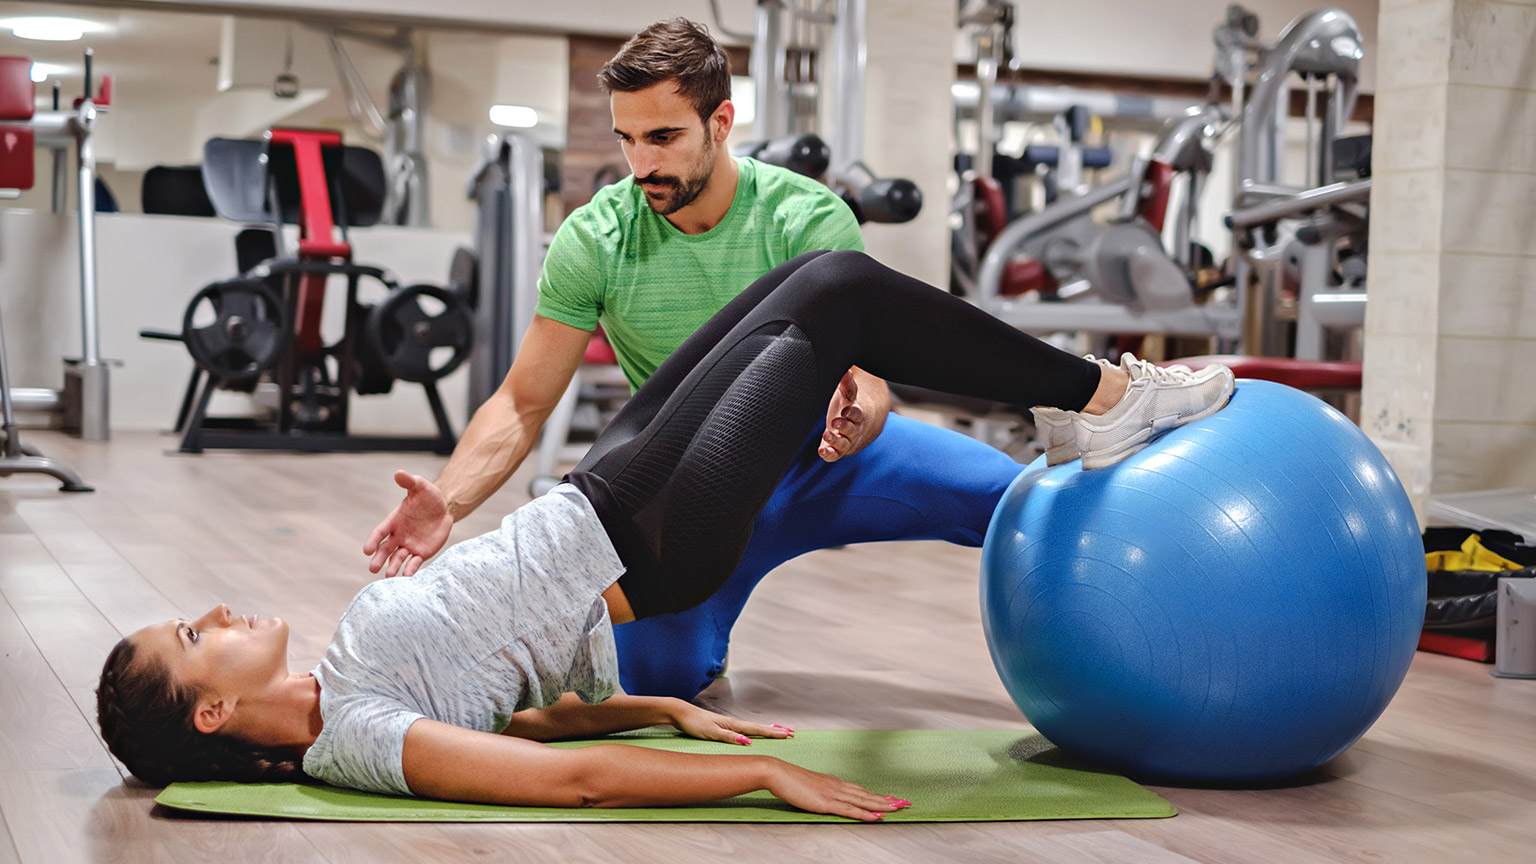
[{"x1": 156, "y1": 728, "x2": 1175, "y2": 823}]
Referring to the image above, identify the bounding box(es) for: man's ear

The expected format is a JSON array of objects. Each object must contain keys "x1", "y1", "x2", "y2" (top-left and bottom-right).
[
  {"x1": 712, "y1": 99, "x2": 736, "y2": 143},
  {"x1": 193, "y1": 694, "x2": 235, "y2": 735}
]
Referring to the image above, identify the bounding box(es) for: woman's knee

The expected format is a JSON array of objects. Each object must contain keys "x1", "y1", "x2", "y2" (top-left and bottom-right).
[
  {"x1": 801, "y1": 249, "x2": 877, "y2": 279},
  {"x1": 779, "y1": 250, "x2": 882, "y2": 308}
]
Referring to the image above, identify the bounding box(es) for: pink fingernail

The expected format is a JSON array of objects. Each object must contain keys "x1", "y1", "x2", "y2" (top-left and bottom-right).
[
  {"x1": 735, "y1": 735, "x2": 751, "y2": 745},
  {"x1": 871, "y1": 812, "x2": 883, "y2": 820}
]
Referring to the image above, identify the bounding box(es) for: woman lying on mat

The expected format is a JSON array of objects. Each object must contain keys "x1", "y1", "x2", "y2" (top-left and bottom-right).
[{"x1": 97, "y1": 251, "x2": 1231, "y2": 820}]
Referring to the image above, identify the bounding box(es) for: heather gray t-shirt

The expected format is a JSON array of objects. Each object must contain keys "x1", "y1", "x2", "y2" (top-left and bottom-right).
[{"x1": 303, "y1": 484, "x2": 625, "y2": 796}]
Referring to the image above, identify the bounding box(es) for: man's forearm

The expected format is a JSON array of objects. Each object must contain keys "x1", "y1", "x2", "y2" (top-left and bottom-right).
[{"x1": 434, "y1": 396, "x2": 545, "y2": 522}]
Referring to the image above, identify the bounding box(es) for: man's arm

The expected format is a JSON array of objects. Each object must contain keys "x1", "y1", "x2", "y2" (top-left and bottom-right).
[
  {"x1": 401, "y1": 719, "x2": 903, "y2": 819},
  {"x1": 364, "y1": 315, "x2": 591, "y2": 577},
  {"x1": 436, "y1": 315, "x2": 592, "y2": 519}
]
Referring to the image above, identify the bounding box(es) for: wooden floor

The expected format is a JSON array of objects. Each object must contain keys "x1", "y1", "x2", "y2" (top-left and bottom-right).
[{"x1": 2, "y1": 429, "x2": 1534, "y2": 864}]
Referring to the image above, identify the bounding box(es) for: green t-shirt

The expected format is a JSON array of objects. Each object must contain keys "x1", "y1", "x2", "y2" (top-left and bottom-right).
[{"x1": 536, "y1": 157, "x2": 865, "y2": 391}]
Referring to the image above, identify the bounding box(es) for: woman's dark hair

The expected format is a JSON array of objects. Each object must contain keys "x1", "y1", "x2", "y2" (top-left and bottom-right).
[
  {"x1": 598, "y1": 18, "x2": 732, "y2": 124},
  {"x1": 96, "y1": 636, "x2": 306, "y2": 786}
]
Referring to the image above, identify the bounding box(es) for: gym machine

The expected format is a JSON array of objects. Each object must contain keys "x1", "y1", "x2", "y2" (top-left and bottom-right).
[
  {"x1": 952, "y1": 0, "x2": 1202, "y2": 301},
  {"x1": 951, "y1": 104, "x2": 1119, "y2": 298},
  {"x1": 0, "y1": 51, "x2": 110, "y2": 491},
  {"x1": 319, "y1": 25, "x2": 431, "y2": 228},
  {"x1": 973, "y1": 100, "x2": 1239, "y2": 340},
  {"x1": 713, "y1": 0, "x2": 924, "y2": 225},
  {"x1": 463, "y1": 130, "x2": 542, "y2": 412},
  {"x1": 973, "y1": 6, "x2": 1368, "y2": 362},
  {"x1": 733, "y1": 131, "x2": 922, "y2": 224},
  {"x1": 917, "y1": 7, "x2": 1369, "y2": 458},
  {"x1": 140, "y1": 129, "x2": 473, "y2": 454},
  {"x1": 463, "y1": 130, "x2": 627, "y2": 498},
  {"x1": 1224, "y1": 7, "x2": 1368, "y2": 360}
]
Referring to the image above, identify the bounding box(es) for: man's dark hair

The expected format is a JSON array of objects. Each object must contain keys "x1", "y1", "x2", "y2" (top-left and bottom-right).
[{"x1": 598, "y1": 18, "x2": 732, "y2": 124}]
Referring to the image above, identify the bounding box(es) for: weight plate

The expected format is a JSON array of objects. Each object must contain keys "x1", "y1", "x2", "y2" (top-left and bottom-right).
[
  {"x1": 181, "y1": 278, "x2": 287, "y2": 382},
  {"x1": 366, "y1": 284, "x2": 474, "y2": 384}
]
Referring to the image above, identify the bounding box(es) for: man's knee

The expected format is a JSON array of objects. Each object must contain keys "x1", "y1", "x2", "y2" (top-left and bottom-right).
[{"x1": 614, "y1": 616, "x2": 724, "y2": 700}]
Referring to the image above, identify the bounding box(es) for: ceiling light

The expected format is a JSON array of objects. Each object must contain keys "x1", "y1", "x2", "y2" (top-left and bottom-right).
[
  {"x1": 30, "y1": 62, "x2": 65, "y2": 83},
  {"x1": 6, "y1": 17, "x2": 100, "y2": 42},
  {"x1": 489, "y1": 104, "x2": 538, "y2": 128}
]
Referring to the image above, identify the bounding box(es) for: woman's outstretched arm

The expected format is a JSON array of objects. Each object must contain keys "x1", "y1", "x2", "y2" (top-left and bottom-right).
[
  {"x1": 499, "y1": 693, "x2": 792, "y2": 745},
  {"x1": 401, "y1": 718, "x2": 905, "y2": 821}
]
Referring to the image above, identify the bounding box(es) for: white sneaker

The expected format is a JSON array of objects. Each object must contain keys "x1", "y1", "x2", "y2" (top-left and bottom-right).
[
  {"x1": 1030, "y1": 405, "x2": 1078, "y2": 466},
  {"x1": 1074, "y1": 353, "x2": 1234, "y2": 469},
  {"x1": 1031, "y1": 355, "x2": 1113, "y2": 466}
]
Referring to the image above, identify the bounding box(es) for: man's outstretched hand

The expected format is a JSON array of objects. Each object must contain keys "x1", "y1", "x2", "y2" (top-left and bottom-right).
[{"x1": 365, "y1": 470, "x2": 454, "y2": 577}]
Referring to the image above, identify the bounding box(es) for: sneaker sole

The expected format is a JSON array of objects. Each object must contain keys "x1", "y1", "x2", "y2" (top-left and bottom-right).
[
  {"x1": 1044, "y1": 440, "x2": 1078, "y2": 466},
  {"x1": 1079, "y1": 377, "x2": 1236, "y2": 470}
]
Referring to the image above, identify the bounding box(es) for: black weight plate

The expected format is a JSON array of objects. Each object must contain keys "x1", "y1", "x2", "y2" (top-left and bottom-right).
[
  {"x1": 366, "y1": 284, "x2": 473, "y2": 383},
  {"x1": 181, "y1": 278, "x2": 288, "y2": 382},
  {"x1": 448, "y1": 246, "x2": 479, "y2": 310}
]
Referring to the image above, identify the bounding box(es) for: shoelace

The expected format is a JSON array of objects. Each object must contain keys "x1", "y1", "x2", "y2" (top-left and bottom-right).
[{"x1": 1125, "y1": 357, "x2": 1193, "y2": 386}]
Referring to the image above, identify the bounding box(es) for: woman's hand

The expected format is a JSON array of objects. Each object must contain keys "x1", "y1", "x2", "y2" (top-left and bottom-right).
[
  {"x1": 766, "y1": 760, "x2": 911, "y2": 822},
  {"x1": 670, "y1": 702, "x2": 794, "y2": 746}
]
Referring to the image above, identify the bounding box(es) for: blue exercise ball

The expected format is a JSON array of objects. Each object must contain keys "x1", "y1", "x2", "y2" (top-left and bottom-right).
[{"x1": 981, "y1": 380, "x2": 1425, "y2": 782}]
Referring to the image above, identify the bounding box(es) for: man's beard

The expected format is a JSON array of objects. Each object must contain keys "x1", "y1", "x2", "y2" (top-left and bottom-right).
[{"x1": 637, "y1": 139, "x2": 716, "y2": 216}]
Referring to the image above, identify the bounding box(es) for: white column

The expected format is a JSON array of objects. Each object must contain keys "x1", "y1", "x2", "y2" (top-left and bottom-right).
[
  {"x1": 1365, "y1": 0, "x2": 1536, "y2": 517},
  {"x1": 856, "y1": 0, "x2": 954, "y2": 285}
]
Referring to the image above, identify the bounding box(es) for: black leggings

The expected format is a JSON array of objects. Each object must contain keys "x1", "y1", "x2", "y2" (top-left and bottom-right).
[{"x1": 566, "y1": 250, "x2": 1101, "y2": 619}]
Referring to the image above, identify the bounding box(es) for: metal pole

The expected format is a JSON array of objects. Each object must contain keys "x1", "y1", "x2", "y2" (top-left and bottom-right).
[
  {"x1": 0, "y1": 306, "x2": 19, "y2": 458},
  {"x1": 973, "y1": 30, "x2": 996, "y2": 179},
  {"x1": 827, "y1": 0, "x2": 866, "y2": 176},
  {"x1": 71, "y1": 49, "x2": 109, "y2": 440},
  {"x1": 752, "y1": 1, "x2": 789, "y2": 140},
  {"x1": 1304, "y1": 75, "x2": 1317, "y2": 187},
  {"x1": 1322, "y1": 78, "x2": 1346, "y2": 184},
  {"x1": 50, "y1": 82, "x2": 65, "y2": 213},
  {"x1": 1225, "y1": 178, "x2": 1372, "y2": 228},
  {"x1": 505, "y1": 132, "x2": 543, "y2": 359},
  {"x1": 77, "y1": 51, "x2": 100, "y2": 369}
]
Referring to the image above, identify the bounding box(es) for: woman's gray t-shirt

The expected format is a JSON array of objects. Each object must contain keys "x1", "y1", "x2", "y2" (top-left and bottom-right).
[{"x1": 302, "y1": 484, "x2": 625, "y2": 796}]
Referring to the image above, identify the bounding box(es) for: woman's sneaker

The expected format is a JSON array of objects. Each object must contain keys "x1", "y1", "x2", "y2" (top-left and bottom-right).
[
  {"x1": 1074, "y1": 354, "x2": 1234, "y2": 469},
  {"x1": 1030, "y1": 405, "x2": 1078, "y2": 466},
  {"x1": 1030, "y1": 355, "x2": 1114, "y2": 466}
]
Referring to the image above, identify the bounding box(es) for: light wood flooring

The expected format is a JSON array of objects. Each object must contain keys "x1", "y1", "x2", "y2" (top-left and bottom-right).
[{"x1": 1, "y1": 429, "x2": 1533, "y2": 864}]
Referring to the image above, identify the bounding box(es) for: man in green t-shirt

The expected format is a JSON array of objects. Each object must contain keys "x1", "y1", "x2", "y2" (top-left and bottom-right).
[{"x1": 364, "y1": 18, "x2": 1026, "y2": 698}]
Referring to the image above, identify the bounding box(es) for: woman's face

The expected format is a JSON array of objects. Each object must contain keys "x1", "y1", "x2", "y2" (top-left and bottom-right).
[{"x1": 132, "y1": 604, "x2": 290, "y2": 702}]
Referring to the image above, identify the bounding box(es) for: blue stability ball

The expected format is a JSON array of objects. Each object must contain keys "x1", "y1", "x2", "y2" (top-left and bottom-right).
[{"x1": 981, "y1": 380, "x2": 1426, "y2": 782}]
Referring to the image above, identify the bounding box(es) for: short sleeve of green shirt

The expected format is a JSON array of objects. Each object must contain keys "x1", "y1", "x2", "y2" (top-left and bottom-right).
[
  {"x1": 536, "y1": 207, "x2": 612, "y2": 333},
  {"x1": 786, "y1": 183, "x2": 864, "y2": 259}
]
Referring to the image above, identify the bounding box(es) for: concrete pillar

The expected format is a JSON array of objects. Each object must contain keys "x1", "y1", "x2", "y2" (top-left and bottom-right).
[
  {"x1": 858, "y1": 0, "x2": 954, "y2": 285},
  {"x1": 1365, "y1": 0, "x2": 1536, "y2": 517}
]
